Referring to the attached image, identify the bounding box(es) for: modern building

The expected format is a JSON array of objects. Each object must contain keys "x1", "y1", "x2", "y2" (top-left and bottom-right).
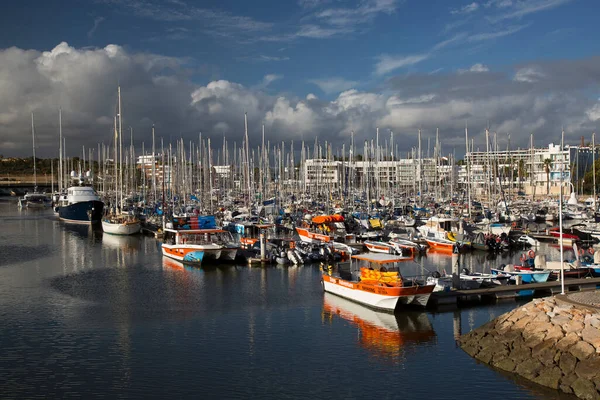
[{"x1": 465, "y1": 143, "x2": 598, "y2": 195}]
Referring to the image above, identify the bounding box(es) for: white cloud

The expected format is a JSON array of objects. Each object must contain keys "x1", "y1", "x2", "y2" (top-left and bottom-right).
[
  {"x1": 2, "y1": 41, "x2": 600, "y2": 157},
  {"x1": 488, "y1": 0, "x2": 572, "y2": 22},
  {"x1": 308, "y1": 78, "x2": 358, "y2": 94},
  {"x1": 374, "y1": 54, "x2": 430, "y2": 76},
  {"x1": 254, "y1": 74, "x2": 283, "y2": 89},
  {"x1": 484, "y1": 0, "x2": 513, "y2": 8},
  {"x1": 586, "y1": 103, "x2": 600, "y2": 121},
  {"x1": 451, "y1": 2, "x2": 480, "y2": 15},
  {"x1": 468, "y1": 24, "x2": 529, "y2": 41},
  {"x1": 87, "y1": 16, "x2": 105, "y2": 38},
  {"x1": 459, "y1": 63, "x2": 490, "y2": 73},
  {"x1": 513, "y1": 66, "x2": 544, "y2": 82}
]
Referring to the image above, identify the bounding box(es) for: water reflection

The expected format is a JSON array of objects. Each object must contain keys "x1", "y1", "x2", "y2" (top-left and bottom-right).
[
  {"x1": 101, "y1": 233, "x2": 142, "y2": 251},
  {"x1": 322, "y1": 293, "x2": 436, "y2": 363}
]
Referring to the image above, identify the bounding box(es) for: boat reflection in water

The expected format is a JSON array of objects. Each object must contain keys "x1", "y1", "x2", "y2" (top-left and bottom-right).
[
  {"x1": 322, "y1": 293, "x2": 436, "y2": 362},
  {"x1": 101, "y1": 232, "x2": 142, "y2": 251}
]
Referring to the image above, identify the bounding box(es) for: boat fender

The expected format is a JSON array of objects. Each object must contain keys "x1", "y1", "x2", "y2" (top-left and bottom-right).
[
  {"x1": 431, "y1": 271, "x2": 441, "y2": 279},
  {"x1": 589, "y1": 248, "x2": 596, "y2": 255},
  {"x1": 528, "y1": 250, "x2": 536, "y2": 259}
]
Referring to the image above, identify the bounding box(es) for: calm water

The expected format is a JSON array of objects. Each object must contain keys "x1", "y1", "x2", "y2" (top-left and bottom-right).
[{"x1": 0, "y1": 198, "x2": 575, "y2": 399}]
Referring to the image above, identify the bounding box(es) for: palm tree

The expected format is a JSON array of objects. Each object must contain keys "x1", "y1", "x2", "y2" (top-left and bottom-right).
[
  {"x1": 517, "y1": 159, "x2": 526, "y2": 190},
  {"x1": 543, "y1": 158, "x2": 553, "y2": 195}
]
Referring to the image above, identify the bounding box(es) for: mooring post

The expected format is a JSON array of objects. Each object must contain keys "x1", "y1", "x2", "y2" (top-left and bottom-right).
[
  {"x1": 452, "y1": 252, "x2": 460, "y2": 289},
  {"x1": 260, "y1": 233, "x2": 266, "y2": 260}
]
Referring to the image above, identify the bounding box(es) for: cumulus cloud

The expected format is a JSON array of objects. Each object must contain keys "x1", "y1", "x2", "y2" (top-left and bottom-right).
[{"x1": 1, "y1": 42, "x2": 600, "y2": 158}]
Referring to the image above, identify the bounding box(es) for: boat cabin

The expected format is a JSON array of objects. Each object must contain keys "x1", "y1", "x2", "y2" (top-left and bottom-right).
[
  {"x1": 163, "y1": 228, "x2": 235, "y2": 246},
  {"x1": 335, "y1": 253, "x2": 411, "y2": 284},
  {"x1": 65, "y1": 186, "x2": 100, "y2": 205}
]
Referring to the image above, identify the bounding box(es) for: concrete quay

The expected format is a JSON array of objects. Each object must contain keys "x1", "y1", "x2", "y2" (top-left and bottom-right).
[{"x1": 459, "y1": 291, "x2": 600, "y2": 399}]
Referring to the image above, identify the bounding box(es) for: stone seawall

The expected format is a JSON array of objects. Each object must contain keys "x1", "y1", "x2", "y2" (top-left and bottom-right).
[{"x1": 459, "y1": 296, "x2": 600, "y2": 400}]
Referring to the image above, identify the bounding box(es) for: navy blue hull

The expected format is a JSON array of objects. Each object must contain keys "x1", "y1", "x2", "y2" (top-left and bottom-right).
[{"x1": 58, "y1": 201, "x2": 104, "y2": 224}]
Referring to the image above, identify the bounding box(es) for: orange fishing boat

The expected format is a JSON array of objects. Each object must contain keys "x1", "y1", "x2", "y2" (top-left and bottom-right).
[
  {"x1": 424, "y1": 237, "x2": 457, "y2": 253},
  {"x1": 322, "y1": 253, "x2": 435, "y2": 312},
  {"x1": 296, "y1": 214, "x2": 355, "y2": 244}
]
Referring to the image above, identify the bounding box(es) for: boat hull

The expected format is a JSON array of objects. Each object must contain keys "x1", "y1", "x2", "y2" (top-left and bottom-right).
[
  {"x1": 425, "y1": 238, "x2": 455, "y2": 252},
  {"x1": 322, "y1": 275, "x2": 434, "y2": 311},
  {"x1": 58, "y1": 200, "x2": 104, "y2": 224},
  {"x1": 101, "y1": 220, "x2": 141, "y2": 235},
  {"x1": 220, "y1": 248, "x2": 238, "y2": 261},
  {"x1": 364, "y1": 241, "x2": 396, "y2": 254},
  {"x1": 296, "y1": 227, "x2": 331, "y2": 244},
  {"x1": 162, "y1": 245, "x2": 205, "y2": 263}
]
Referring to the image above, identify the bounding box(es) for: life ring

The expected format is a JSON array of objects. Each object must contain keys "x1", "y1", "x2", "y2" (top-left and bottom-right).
[
  {"x1": 528, "y1": 250, "x2": 535, "y2": 259},
  {"x1": 589, "y1": 248, "x2": 596, "y2": 255}
]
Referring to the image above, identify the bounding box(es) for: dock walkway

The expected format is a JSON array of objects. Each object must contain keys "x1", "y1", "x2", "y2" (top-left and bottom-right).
[{"x1": 430, "y1": 277, "x2": 600, "y2": 305}]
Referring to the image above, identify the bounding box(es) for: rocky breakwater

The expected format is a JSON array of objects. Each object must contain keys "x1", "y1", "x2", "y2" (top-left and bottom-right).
[{"x1": 459, "y1": 296, "x2": 600, "y2": 400}]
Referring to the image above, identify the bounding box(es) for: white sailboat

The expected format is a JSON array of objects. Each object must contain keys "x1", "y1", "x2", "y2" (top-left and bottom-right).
[
  {"x1": 101, "y1": 87, "x2": 141, "y2": 235},
  {"x1": 19, "y1": 112, "x2": 52, "y2": 209}
]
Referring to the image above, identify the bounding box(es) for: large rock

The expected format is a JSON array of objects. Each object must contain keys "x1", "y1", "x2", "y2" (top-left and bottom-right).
[
  {"x1": 493, "y1": 358, "x2": 516, "y2": 372},
  {"x1": 515, "y1": 358, "x2": 543, "y2": 379},
  {"x1": 571, "y1": 341, "x2": 596, "y2": 361},
  {"x1": 575, "y1": 358, "x2": 600, "y2": 380},
  {"x1": 571, "y1": 377, "x2": 600, "y2": 400},
  {"x1": 557, "y1": 332, "x2": 581, "y2": 351},
  {"x1": 564, "y1": 319, "x2": 585, "y2": 334},
  {"x1": 582, "y1": 326, "x2": 600, "y2": 350},
  {"x1": 559, "y1": 352, "x2": 578, "y2": 375},
  {"x1": 545, "y1": 324, "x2": 565, "y2": 342},
  {"x1": 552, "y1": 314, "x2": 572, "y2": 326},
  {"x1": 533, "y1": 366, "x2": 563, "y2": 390}
]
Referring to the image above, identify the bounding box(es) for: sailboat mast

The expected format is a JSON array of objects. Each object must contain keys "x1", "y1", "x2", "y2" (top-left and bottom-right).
[
  {"x1": 244, "y1": 112, "x2": 251, "y2": 207},
  {"x1": 59, "y1": 108, "x2": 63, "y2": 193},
  {"x1": 593, "y1": 132, "x2": 596, "y2": 211},
  {"x1": 118, "y1": 86, "x2": 123, "y2": 211},
  {"x1": 465, "y1": 122, "x2": 471, "y2": 219},
  {"x1": 114, "y1": 116, "x2": 118, "y2": 213},
  {"x1": 31, "y1": 112, "x2": 37, "y2": 190},
  {"x1": 559, "y1": 129, "x2": 565, "y2": 294},
  {"x1": 152, "y1": 125, "x2": 157, "y2": 203},
  {"x1": 418, "y1": 128, "x2": 422, "y2": 201}
]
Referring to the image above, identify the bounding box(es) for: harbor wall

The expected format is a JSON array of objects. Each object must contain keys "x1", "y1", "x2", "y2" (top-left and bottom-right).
[{"x1": 459, "y1": 296, "x2": 600, "y2": 399}]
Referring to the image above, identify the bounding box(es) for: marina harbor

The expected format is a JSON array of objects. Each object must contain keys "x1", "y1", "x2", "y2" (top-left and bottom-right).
[{"x1": 3, "y1": 1, "x2": 600, "y2": 397}]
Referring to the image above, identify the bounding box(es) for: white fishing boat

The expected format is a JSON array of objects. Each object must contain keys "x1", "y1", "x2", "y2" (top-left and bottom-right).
[{"x1": 322, "y1": 253, "x2": 435, "y2": 311}]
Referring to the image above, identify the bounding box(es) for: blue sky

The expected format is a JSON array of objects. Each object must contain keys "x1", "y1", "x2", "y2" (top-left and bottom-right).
[{"x1": 1, "y1": 0, "x2": 599, "y2": 156}]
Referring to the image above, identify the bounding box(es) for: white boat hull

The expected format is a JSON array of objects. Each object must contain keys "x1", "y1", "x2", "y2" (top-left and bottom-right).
[
  {"x1": 323, "y1": 280, "x2": 399, "y2": 311},
  {"x1": 102, "y1": 220, "x2": 141, "y2": 235}
]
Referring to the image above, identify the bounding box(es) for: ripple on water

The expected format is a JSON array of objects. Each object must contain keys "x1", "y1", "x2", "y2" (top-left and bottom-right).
[{"x1": 0, "y1": 244, "x2": 54, "y2": 267}]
